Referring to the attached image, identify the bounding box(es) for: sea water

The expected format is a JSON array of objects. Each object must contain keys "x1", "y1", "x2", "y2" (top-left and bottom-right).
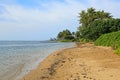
[{"x1": 0, "y1": 41, "x2": 74, "y2": 80}]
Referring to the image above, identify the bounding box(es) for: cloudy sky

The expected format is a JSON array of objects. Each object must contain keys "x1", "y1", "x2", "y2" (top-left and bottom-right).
[{"x1": 0, "y1": 0, "x2": 120, "y2": 40}]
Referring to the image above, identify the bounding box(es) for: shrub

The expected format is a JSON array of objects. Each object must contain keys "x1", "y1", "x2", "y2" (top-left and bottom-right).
[
  {"x1": 80, "y1": 19, "x2": 120, "y2": 41},
  {"x1": 95, "y1": 30, "x2": 120, "y2": 55},
  {"x1": 79, "y1": 38, "x2": 92, "y2": 43},
  {"x1": 95, "y1": 31, "x2": 120, "y2": 47},
  {"x1": 115, "y1": 48, "x2": 120, "y2": 55}
]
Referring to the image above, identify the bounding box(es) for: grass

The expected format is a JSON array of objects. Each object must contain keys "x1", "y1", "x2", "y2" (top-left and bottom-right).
[
  {"x1": 79, "y1": 38, "x2": 92, "y2": 43},
  {"x1": 58, "y1": 39, "x2": 74, "y2": 42},
  {"x1": 115, "y1": 48, "x2": 120, "y2": 55},
  {"x1": 94, "y1": 30, "x2": 120, "y2": 55}
]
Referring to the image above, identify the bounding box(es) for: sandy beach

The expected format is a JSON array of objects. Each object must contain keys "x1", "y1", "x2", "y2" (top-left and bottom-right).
[{"x1": 23, "y1": 43, "x2": 120, "y2": 80}]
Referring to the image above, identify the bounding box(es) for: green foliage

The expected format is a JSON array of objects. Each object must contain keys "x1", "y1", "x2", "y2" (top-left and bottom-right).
[
  {"x1": 74, "y1": 31, "x2": 81, "y2": 41},
  {"x1": 115, "y1": 48, "x2": 120, "y2": 55},
  {"x1": 80, "y1": 19, "x2": 120, "y2": 41},
  {"x1": 79, "y1": 38, "x2": 92, "y2": 43},
  {"x1": 95, "y1": 30, "x2": 120, "y2": 47},
  {"x1": 50, "y1": 38, "x2": 56, "y2": 41},
  {"x1": 59, "y1": 39, "x2": 74, "y2": 42},
  {"x1": 78, "y1": 7, "x2": 113, "y2": 41},
  {"x1": 57, "y1": 29, "x2": 75, "y2": 42},
  {"x1": 79, "y1": 7, "x2": 112, "y2": 28},
  {"x1": 56, "y1": 8, "x2": 120, "y2": 44},
  {"x1": 95, "y1": 31, "x2": 120, "y2": 47},
  {"x1": 64, "y1": 35, "x2": 74, "y2": 40},
  {"x1": 95, "y1": 30, "x2": 120, "y2": 55}
]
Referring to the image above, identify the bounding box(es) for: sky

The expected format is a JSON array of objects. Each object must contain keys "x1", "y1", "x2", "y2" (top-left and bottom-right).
[{"x1": 0, "y1": 0, "x2": 120, "y2": 41}]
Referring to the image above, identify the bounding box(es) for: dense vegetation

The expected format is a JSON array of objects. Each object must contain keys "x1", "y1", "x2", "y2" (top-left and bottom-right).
[
  {"x1": 57, "y1": 7, "x2": 115, "y2": 41},
  {"x1": 56, "y1": 7, "x2": 120, "y2": 54},
  {"x1": 78, "y1": 8, "x2": 114, "y2": 41},
  {"x1": 95, "y1": 31, "x2": 120, "y2": 54},
  {"x1": 80, "y1": 19, "x2": 120, "y2": 40},
  {"x1": 57, "y1": 29, "x2": 74, "y2": 42},
  {"x1": 79, "y1": 8, "x2": 112, "y2": 28}
]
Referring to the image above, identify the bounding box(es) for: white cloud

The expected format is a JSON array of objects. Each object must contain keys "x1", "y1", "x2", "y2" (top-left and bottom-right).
[
  {"x1": 87, "y1": 0, "x2": 120, "y2": 18},
  {"x1": 0, "y1": 0, "x2": 120, "y2": 40},
  {"x1": 0, "y1": 0, "x2": 84, "y2": 30}
]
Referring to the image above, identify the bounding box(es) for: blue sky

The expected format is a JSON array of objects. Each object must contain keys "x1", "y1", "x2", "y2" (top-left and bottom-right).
[{"x1": 0, "y1": 0, "x2": 120, "y2": 40}]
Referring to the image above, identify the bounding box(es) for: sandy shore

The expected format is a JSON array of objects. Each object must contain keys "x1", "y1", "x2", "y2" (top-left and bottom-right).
[{"x1": 23, "y1": 43, "x2": 120, "y2": 80}]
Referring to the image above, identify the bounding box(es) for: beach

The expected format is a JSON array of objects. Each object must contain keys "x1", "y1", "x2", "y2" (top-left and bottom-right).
[
  {"x1": 0, "y1": 41, "x2": 74, "y2": 80},
  {"x1": 23, "y1": 43, "x2": 120, "y2": 80}
]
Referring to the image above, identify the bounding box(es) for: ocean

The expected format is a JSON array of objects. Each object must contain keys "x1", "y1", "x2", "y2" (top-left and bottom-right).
[{"x1": 0, "y1": 41, "x2": 74, "y2": 80}]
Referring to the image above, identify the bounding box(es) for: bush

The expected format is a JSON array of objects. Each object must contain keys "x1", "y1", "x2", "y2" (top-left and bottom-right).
[
  {"x1": 95, "y1": 31, "x2": 120, "y2": 47},
  {"x1": 115, "y1": 48, "x2": 120, "y2": 55},
  {"x1": 95, "y1": 30, "x2": 120, "y2": 55},
  {"x1": 80, "y1": 19, "x2": 120, "y2": 41},
  {"x1": 79, "y1": 38, "x2": 92, "y2": 43},
  {"x1": 57, "y1": 29, "x2": 75, "y2": 42}
]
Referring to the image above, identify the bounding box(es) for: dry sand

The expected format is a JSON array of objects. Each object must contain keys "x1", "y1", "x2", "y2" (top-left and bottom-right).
[{"x1": 23, "y1": 43, "x2": 120, "y2": 80}]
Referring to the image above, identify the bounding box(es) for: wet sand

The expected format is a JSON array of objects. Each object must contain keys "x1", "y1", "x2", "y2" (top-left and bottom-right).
[{"x1": 23, "y1": 43, "x2": 120, "y2": 80}]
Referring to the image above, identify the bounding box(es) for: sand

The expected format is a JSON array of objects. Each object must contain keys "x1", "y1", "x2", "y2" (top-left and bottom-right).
[{"x1": 23, "y1": 43, "x2": 120, "y2": 80}]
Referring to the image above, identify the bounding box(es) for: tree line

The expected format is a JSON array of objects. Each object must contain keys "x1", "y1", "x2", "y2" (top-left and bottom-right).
[{"x1": 56, "y1": 7, "x2": 120, "y2": 42}]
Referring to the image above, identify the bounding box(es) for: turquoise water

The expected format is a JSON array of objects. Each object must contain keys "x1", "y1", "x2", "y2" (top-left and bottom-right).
[{"x1": 0, "y1": 41, "x2": 74, "y2": 80}]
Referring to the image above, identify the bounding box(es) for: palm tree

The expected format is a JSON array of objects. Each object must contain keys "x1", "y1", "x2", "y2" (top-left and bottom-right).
[
  {"x1": 79, "y1": 7, "x2": 112, "y2": 28},
  {"x1": 96, "y1": 10, "x2": 112, "y2": 20},
  {"x1": 87, "y1": 8, "x2": 97, "y2": 24},
  {"x1": 79, "y1": 10, "x2": 88, "y2": 28}
]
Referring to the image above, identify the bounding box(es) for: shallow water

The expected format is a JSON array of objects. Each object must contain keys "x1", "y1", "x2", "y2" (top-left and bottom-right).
[{"x1": 0, "y1": 41, "x2": 74, "y2": 80}]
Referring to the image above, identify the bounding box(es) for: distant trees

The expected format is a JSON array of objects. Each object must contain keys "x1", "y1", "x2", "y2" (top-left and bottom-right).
[
  {"x1": 50, "y1": 38, "x2": 56, "y2": 41},
  {"x1": 57, "y1": 29, "x2": 75, "y2": 42}
]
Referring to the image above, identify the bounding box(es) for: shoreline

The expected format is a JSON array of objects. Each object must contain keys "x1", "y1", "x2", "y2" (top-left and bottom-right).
[
  {"x1": 23, "y1": 43, "x2": 120, "y2": 80},
  {"x1": 12, "y1": 42, "x2": 74, "y2": 80}
]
